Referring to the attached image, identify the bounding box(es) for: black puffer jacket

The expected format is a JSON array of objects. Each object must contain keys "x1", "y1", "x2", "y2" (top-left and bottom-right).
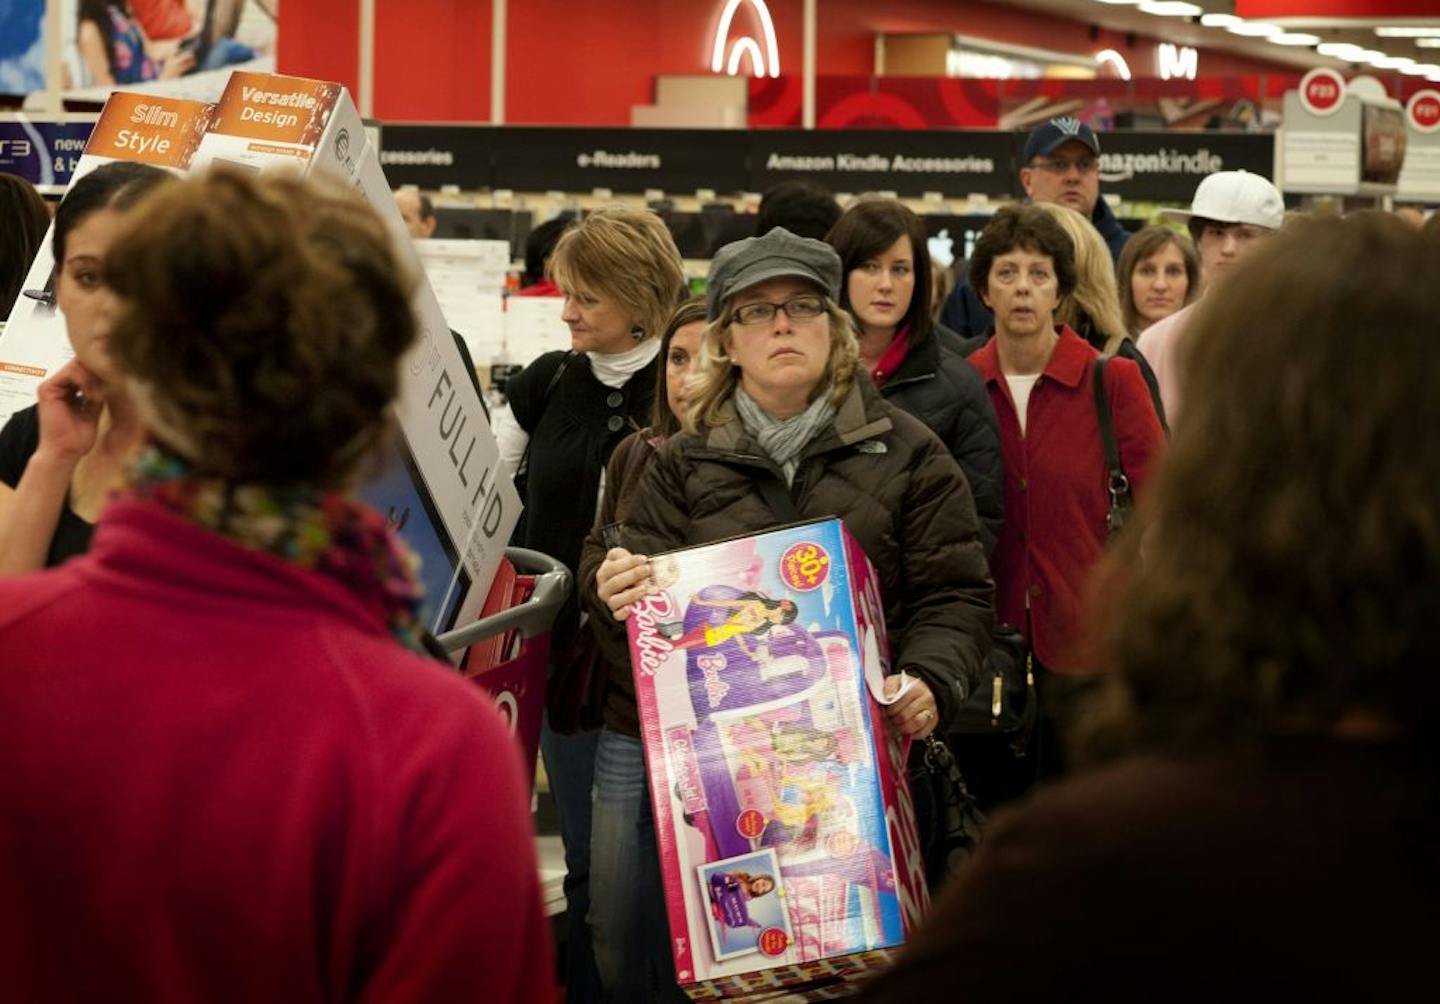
[
  {"x1": 618, "y1": 377, "x2": 994, "y2": 727},
  {"x1": 886, "y1": 328, "x2": 1003, "y2": 553}
]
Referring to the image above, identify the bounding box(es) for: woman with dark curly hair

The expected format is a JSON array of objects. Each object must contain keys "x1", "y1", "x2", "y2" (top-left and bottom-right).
[
  {"x1": 862, "y1": 212, "x2": 1440, "y2": 1001},
  {"x1": 0, "y1": 169, "x2": 552, "y2": 1001}
]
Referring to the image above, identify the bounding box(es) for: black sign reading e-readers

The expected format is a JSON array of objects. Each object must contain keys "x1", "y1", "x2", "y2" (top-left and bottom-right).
[
  {"x1": 1082, "y1": 131, "x2": 1276, "y2": 202},
  {"x1": 488, "y1": 128, "x2": 750, "y2": 194},
  {"x1": 751, "y1": 129, "x2": 1015, "y2": 198}
]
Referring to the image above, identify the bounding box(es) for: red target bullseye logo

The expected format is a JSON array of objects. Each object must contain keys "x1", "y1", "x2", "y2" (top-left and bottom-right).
[
  {"x1": 1299, "y1": 68, "x2": 1346, "y2": 117},
  {"x1": 758, "y1": 927, "x2": 790, "y2": 957},
  {"x1": 736, "y1": 809, "x2": 766, "y2": 839},
  {"x1": 1408, "y1": 91, "x2": 1440, "y2": 134}
]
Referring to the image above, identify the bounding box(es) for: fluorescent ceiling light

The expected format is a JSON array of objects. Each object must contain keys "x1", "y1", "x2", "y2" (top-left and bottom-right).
[
  {"x1": 1226, "y1": 22, "x2": 1281, "y2": 38},
  {"x1": 1400, "y1": 63, "x2": 1440, "y2": 76},
  {"x1": 1091, "y1": 0, "x2": 1143, "y2": 5},
  {"x1": 1374, "y1": 27, "x2": 1440, "y2": 38},
  {"x1": 1137, "y1": 1, "x2": 1203, "y2": 15},
  {"x1": 1267, "y1": 33, "x2": 1321, "y2": 46},
  {"x1": 1200, "y1": 14, "x2": 1242, "y2": 28},
  {"x1": 1353, "y1": 49, "x2": 1389, "y2": 64},
  {"x1": 1317, "y1": 43, "x2": 1366, "y2": 60},
  {"x1": 1419, "y1": 38, "x2": 1440, "y2": 48},
  {"x1": 1370, "y1": 55, "x2": 1416, "y2": 68}
]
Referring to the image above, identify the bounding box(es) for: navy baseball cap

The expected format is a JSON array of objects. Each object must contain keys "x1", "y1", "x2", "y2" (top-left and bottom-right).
[{"x1": 1022, "y1": 117, "x2": 1102, "y2": 165}]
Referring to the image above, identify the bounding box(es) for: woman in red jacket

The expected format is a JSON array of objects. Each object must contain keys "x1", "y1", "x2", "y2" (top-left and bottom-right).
[
  {"x1": 965, "y1": 204, "x2": 1163, "y2": 789},
  {"x1": 0, "y1": 169, "x2": 552, "y2": 1002}
]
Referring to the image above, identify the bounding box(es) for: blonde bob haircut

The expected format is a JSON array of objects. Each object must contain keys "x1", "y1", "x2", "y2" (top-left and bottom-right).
[
  {"x1": 684, "y1": 292, "x2": 860, "y2": 434},
  {"x1": 1034, "y1": 202, "x2": 1130, "y2": 355},
  {"x1": 547, "y1": 208, "x2": 687, "y2": 341}
]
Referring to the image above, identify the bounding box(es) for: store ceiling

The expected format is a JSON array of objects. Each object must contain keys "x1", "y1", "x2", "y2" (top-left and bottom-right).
[{"x1": 997, "y1": 0, "x2": 1440, "y2": 74}]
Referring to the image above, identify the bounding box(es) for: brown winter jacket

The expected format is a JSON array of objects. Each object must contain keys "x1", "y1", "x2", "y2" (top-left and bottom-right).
[
  {"x1": 608, "y1": 376, "x2": 994, "y2": 728},
  {"x1": 578, "y1": 428, "x2": 666, "y2": 737}
]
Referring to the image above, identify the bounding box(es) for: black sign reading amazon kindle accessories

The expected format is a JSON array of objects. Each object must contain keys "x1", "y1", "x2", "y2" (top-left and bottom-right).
[{"x1": 751, "y1": 129, "x2": 1016, "y2": 198}]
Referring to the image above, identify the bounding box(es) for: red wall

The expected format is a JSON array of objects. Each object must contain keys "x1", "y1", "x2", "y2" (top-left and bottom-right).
[{"x1": 278, "y1": 0, "x2": 1307, "y2": 125}]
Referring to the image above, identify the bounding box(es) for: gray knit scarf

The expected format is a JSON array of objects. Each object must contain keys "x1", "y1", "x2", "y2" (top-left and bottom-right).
[{"x1": 733, "y1": 384, "x2": 837, "y2": 486}]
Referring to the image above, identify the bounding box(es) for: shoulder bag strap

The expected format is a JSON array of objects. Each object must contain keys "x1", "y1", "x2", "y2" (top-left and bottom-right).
[
  {"x1": 514, "y1": 351, "x2": 574, "y2": 483},
  {"x1": 751, "y1": 467, "x2": 802, "y2": 524},
  {"x1": 1092, "y1": 355, "x2": 1133, "y2": 534}
]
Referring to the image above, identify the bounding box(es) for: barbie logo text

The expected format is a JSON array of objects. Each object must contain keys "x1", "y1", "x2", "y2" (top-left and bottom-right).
[{"x1": 631, "y1": 592, "x2": 679, "y2": 677}]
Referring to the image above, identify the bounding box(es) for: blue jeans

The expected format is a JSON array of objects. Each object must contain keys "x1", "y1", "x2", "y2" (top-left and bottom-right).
[
  {"x1": 540, "y1": 716, "x2": 601, "y2": 1002},
  {"x1": 590, "y1": 729, "x2": 688, "y2": 1002}
]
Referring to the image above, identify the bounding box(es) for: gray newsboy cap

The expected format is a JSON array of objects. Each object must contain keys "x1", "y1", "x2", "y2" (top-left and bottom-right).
[{"x1": 705, "y1": 226, "x2": 843, "y2": 321}]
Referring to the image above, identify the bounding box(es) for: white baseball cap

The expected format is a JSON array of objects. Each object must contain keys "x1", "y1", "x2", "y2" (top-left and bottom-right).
[{"x1": 1161, "y1": 170, "x2": 1284, "y2": 230}]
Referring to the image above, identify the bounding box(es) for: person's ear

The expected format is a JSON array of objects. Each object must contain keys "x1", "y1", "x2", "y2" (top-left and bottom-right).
[
  {"x1": 1018, "y1": 167, "x2": 1036, "y2": 199},
  {"x1": 976, "y1": 279, "x2": 992, "y2": 311}
]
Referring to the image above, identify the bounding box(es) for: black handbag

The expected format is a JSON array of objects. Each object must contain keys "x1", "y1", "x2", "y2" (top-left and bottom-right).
[
  {"x1": 906, "y1": 735, "x2": 986, "y2": 891},
  {"x1": 1093, "y1": 355, "x2": 1134, "y2": 542},
  {"x1": 952, "y1": 624, "x2": 1035, "y2": 740}
]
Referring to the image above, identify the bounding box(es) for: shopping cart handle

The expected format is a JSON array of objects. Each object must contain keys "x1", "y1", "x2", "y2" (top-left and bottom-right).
[{"x1": 434, "y1": 547, "x2": 572, "y2": 652}]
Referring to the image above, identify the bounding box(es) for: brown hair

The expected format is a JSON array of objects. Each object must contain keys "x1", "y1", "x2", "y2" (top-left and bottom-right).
[
  {"x1": 1115, "y1": 224, "x2": 1200, "y2": 337},
  {"x1": 548, "y1": 207, "x2": 687, "y2": 342},
  {"x1": 826, "y1": 198, "x2": 933, "y2": 347},
  {"x1": 106, "y1": 168, "x2": 417, "y2": 487},
  {"x1": 968, "y1": 204, "x2": 1077, "y2": 304},
  {"x1": 0, "y1": 174, "x2": 49, "y2": 319},
  {"x1": 1079, "y1": 214, "x2": 1440, "y2": 758},
  {"x1": 651, "y1": 297, "x2": 708, "y2": 435}
]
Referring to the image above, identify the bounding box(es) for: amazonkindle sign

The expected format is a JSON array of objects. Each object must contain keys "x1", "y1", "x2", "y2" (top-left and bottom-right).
[
  {"x1": 1082, "y1": 131, "x2": 1275, "y2": 201},
  {"x1": 750, "y1": 129, "x2": 1013, "y2": 197}
]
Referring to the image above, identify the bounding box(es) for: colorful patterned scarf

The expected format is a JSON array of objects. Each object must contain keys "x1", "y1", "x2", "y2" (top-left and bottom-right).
[{"x1": 119, "y1": 446, "x2": 428, "y2": 654}]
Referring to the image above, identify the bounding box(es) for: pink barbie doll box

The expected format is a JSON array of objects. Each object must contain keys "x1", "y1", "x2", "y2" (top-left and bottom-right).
[{"x1": 627, "y1": 518, "x2": 928, "y2": 999}]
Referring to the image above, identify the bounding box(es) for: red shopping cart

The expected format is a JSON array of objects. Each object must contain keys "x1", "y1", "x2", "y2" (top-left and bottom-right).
[{"x1": 436, "y1": 547, "x2": 570, "y2": 786}]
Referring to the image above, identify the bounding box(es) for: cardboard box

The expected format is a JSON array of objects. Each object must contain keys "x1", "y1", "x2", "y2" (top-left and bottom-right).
[
  {"x1": 188, "y1": 71, "x2": 520, "y2": 635},
  {"x1": 628, "y1": 519, "x2": 928, "y2": 1000}
]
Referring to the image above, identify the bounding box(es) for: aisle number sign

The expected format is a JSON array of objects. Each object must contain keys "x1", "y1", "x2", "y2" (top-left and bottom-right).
[
  {"x1": 1299, "y1": 67, "x2": 1347, "y2": 117},
  {"x1": 1408, "y1": 90, "x2": 1440, "y2": 134}
]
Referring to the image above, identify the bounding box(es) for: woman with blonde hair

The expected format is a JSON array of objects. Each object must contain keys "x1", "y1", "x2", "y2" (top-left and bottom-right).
[
  {"x1": 1034, "y1": 202, "x2": 1166, "y2": 429},
  {"x1": 494, "y1": 205, "x2": 686, "y2": 1002},
  {"x1": 592, "y1": 225, "x2": 993, "y2": 884}
]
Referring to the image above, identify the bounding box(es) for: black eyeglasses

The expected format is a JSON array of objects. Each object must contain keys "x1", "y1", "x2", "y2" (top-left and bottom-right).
[{"x1": 732, "y1": 295, "x2": 826, "y2": 326}]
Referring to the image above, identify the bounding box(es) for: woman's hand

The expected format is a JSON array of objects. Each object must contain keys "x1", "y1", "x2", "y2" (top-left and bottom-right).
[
  {"x1": 34, "y1": 360, "x2": 105, "y2": 468},
  {"x1": 159, "y1": 49, "x2": 197, "y2": 79},
  {"x1": 595, "y1": 547, "x2": 653, "y2": 621},
  {"x1": 884, "y1": 674, "x2": 940, "y2": 740}
]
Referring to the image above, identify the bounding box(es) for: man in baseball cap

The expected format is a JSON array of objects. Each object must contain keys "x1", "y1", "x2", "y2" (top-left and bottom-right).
[
  {"x1": 1159, "y1": 169, "x2": 1285, "y2": 284},
  {"x1": 941, "y1": 117, "x2": 1131, "y2": 342},
  {"x1": 1138, "y1": 170, "x2": 1286, "y2": 421}
]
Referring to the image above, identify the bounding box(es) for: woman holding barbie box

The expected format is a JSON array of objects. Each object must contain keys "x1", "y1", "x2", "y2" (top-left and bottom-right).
[{"x1": 585, "y1": 229, "x2": 993, "y2": 997}]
